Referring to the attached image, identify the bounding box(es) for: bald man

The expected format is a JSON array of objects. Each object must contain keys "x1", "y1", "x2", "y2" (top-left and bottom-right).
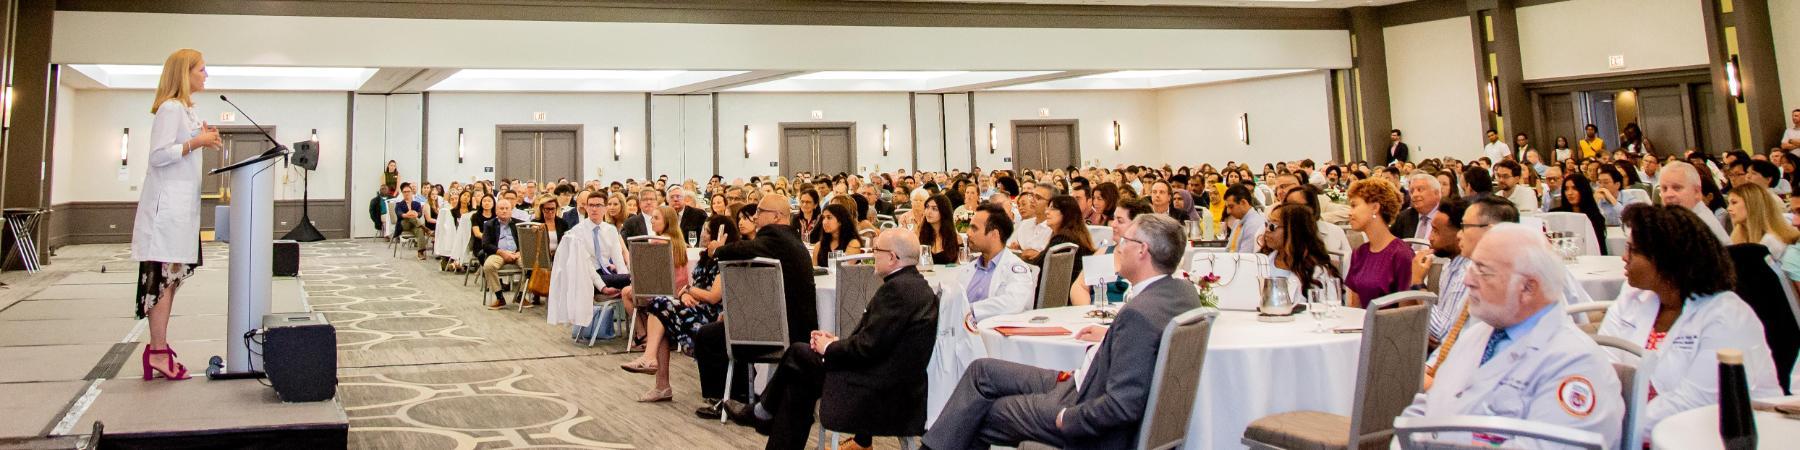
[{"x1": 698, "y1": 194, "x2": 820, "y2": 420}]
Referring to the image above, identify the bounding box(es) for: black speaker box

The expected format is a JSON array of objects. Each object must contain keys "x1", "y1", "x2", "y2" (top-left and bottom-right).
[
  {"x1": 273, "y1": 240, "x2": 299, "y2": 277},
  {"x1": 290, "y1": 140, "x2": 319, "y2": 171},
  {"x1": 262, "y1": 313, "x2": 337, "y2": 402}
]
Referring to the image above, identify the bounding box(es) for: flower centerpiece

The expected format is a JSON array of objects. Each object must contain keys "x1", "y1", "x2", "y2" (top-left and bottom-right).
[
  {"x1": 1323, "y1": 185, "x2": 1348, "y2": 204},
  {"x1": 1195, "y1": 272, "x2": 1222, "y2": 310}
]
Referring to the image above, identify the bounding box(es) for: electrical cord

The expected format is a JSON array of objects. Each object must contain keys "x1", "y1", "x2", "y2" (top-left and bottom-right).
[{"x1": 242, "y1": 329, "x2": 271, "y2": 386}]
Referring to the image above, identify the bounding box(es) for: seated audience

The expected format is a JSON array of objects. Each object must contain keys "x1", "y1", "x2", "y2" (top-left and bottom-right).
[
  {"x1": 1283, "y1": 184, "x2": 1352, "y2": 258},
  {"x1": 1727, "y1": 183, "x2": 1800, "y2": 257},
  {"x1": 395, "y1": 183, "x2": 432, "y2": 259},
  {"x1": 1493, "y1": 160, "x2": 1540, "y2": 212},
  {"x1": 546, "y1": 192, "x2": 630, "y2": 334},
  {"x1": 919, "y1": 194, "x2": 963, "y2": 265},
  {"x1": 811, "y1": 203, "x2": 864, "y2": 267},
  {"x1": 923, "y1": 214, "x2": 1196, "y2": 449},
  {"x1": 792, "y1": 189, "x2": 822, "y2": 244},
  {"x1": 619, "y1": 205, "x2": 691, "y2": 366},
  {"x1": 480, "y1": 198, "x2": 524, "y2": 309},
  {"x1": 1549, "y1": 174, "x2": 1608, "y2": 254},
  {"x1": 712, "y1": 195, "x2": 819, "y2": 421},
  {"x1": 1659, "y1": 161, "x2": 1731, "y2": 241},
  {"x1": 1344, "y1": 178, "x2": 1414, "y2": 307},
  {"x1": 1026, "y1": 195, "x2": 1098, "y2": 305},
  {"x1": 1600, "y1": 204, "x2": 1784, "y2": 443},
  {"x1": 1259, "y1": 203, "x2": 1341, "y2": 301},
  {"x1": 1221, "y1": 184, "x2": 1266, "y2": 253},
  {"x1": 957, "y1": 204, "x2": 1038, "y2": 326},
  {"x1": 639, "y1": 215, "x2": 737, "y2": 404}
]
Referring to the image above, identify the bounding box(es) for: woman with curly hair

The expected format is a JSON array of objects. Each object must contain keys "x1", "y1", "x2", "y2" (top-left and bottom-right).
[
  {"x1": 1600, "y1": 204, "x2": 1783, "y2": 443},
  {"x1": 1343, "y1": 178, "x2": 1413, "y2": 307}
]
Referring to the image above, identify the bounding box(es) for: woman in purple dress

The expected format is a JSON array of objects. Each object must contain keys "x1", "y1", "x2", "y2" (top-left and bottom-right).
[{"x1": 1343, "y1": 178, "x2": 1414, "y2": 307}]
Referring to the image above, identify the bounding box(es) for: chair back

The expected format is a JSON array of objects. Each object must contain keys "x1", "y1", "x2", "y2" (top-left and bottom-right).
[
  {"x1": 1087, "y1": 225, "x2": 1115, "y2": 247},
  {"x1": 1034, "y1": 243, "x2": 1080, "y2": 309},
  {"x1": 1422, "y1": 258, "x2": 1447, "y2": 294},
  {"x1": 875, "y1": 214, "x2": 897, "y2": 230},
  {"x1": 1592, "y1": 335, "x2": 1646, "y2": 450},
  {"x1": 514, "y1": 222, "x2": 547, "y2": 267},
  {"x1": 834, "y1": 257, "x2": 882, "y2": 334},
  {"x1": 720, "y1": 258, "x2": 790, "y2": 349},
  {"x1": 1618, "y1": 188, "x2": 1651, "y2": 206},
  {"x1": 627, "y1": 236, "x2": 677, "y2": 297},
  {"x1": 1567, "y1": 301, "x2": 1614, "y2": 335},
  {"x1": 1725, "y1": 243, "x2": 1800, "y2": 393},
  {"x1": 1540, "y1": 212, "x2": 1602, "y2": 255},
  {"x1": 1393, "y1": 416, "x2": 1606, "y2": 450},
  {"x1": 1136, "y1": 309, "x2": 1218, "y2": 450},
  {"x1": 1348, "y1": 291, "x2": 1436, "y2": 449}
]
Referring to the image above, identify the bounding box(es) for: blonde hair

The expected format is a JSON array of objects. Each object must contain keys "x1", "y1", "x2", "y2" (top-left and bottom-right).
[
  {"x1": 151, "y1": 49, "x2": 204, "y2": 114},
  {"x1": 1729, "y1": 183, "x2": 1800, "y2": 246},
  {"x1": 654, "y1": 206, "x2": 690, "y2": 268}
]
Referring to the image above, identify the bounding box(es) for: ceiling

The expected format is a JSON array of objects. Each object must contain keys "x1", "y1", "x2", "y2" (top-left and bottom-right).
[{"x1": 864, "y1": 0, "x2": 1411, "y2": 7}]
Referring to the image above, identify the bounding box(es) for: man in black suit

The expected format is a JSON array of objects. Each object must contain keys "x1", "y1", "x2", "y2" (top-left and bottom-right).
[
  {"x1": 696, "y1": 195, "x2": 819, "y2": 419},
  {"x1": 668, "y1": 186, "x2": 708, "y2": 241},
  {"x1": 1388, "y1": 128, "x2": 1410, "y2": 164},
  {"x1": 1389, "y1": 172, "x2": 1443, "y2": 240},
  {"x1": 478, "y1": 198, "x2": 523, "y2": 309},
  {"x1": 923, "y1": 214, "x2": 1199, "y2": 449},
  {"x1": 739, "y1": 228, "x2": 938, "y2": 450},
  {"x1": 620, "y1": 188, "x2": 657, "y2": 239}
]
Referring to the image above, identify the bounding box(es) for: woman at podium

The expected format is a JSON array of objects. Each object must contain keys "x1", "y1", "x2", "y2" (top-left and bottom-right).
[{"x1": 130, "y1": 48, "x2": 221, "y2": 381}]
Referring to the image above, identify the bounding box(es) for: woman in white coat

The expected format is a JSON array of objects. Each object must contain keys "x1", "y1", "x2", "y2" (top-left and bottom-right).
[
  {"x1": 1601, "y1": 204, "x2": 1784, "y2": 443},
  {"x1": 131, "y1": 49, "x2": 221, "y2": 381}
]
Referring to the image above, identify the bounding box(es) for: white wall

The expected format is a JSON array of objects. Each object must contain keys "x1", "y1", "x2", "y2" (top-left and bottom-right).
[
  {"x1": 1156, "y1": 71, "x2": 1333, "y2": 167},
  {"x1": 650, "y1": 94, "x2": 715, "y2": 182},
  {"x1": 56, "y1": 89, "x2": 349, "y2": 203},
  {"x1": 1774, "y1": 0, "x2": 1800, "y2": 114},
  {"x1": 1385, "y1": 17, "x2": 1485, "y2": 160},
  {"x1": 715, "y1": 92, "x2": 915, "y2": 180},
  {"x1": 912, "y1": 94, "x2": 946, "y2": 173},
  {"x1": 972, "y1": 91, "x2": 1160, "y2": 171},
  {"x1": 1517, "y1": 0, "x2": 1708, "y2": 80},
  {"x1": 424, "y1": 92, "x2": 647, "y2": 184},
  {"x1": 51, "y1": 84, "x2": 77, "y2": 205}
]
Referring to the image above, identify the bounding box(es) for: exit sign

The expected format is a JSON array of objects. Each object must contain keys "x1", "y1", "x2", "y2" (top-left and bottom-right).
[{"x1": 1607, "y1": 55, "x2": 1626, "y2": 70}]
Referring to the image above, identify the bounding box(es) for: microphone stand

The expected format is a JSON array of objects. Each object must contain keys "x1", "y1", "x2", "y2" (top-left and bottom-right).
[{"x1": 221, "y1": 95, "x2": 322, "y2": 242}]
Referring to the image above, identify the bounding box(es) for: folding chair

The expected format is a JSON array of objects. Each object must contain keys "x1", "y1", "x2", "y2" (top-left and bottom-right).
[
  {"x1": 621, "y1": 236, "x2": 676, "y2": 352},
  {"x1": 1018, "y1": 309, "x2": 1220, "y2": 450},
  {"x1": 1033, "y1": 243, "x2": 1079, "y2": 310},
  {"x1": 718, "y1": 258, "x2": 791, "y2": 424}
]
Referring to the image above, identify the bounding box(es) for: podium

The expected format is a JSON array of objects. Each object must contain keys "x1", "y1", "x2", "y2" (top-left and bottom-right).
[{"x1": 208, "y1": 149, "x2": 287, "y2": 378}]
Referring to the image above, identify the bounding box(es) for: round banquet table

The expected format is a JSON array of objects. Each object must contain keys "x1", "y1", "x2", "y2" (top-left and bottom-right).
[
  {"x1": 1649, "y1": 404, "x2": 1800, "y2": 450},
  {"x1": 1567, "y1": 255, "x2": 1627, "y2": 301},
  {"x1": 1605, "y1": 226, "x2": 1627, "y2": 257},
  {"x1": 977, "y1": 305, "x2": 1367, "y2": 450}
]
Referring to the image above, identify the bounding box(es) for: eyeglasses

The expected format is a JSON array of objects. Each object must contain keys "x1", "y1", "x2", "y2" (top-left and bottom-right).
[{"x1": 1464, "y1": 222, "x2": 1494, "y2": 230}]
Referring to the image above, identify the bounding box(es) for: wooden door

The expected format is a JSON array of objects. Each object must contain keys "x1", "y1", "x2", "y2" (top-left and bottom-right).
[
  {"x1": 539, "y1": 131, "x2": 578, "y2": 183},
  {"x1": 813, "y1": 128, "x2": 852, "y2": 175},
  {"x1": 1541, "y1": 93, "x2": 1579, "y2": 156},
  {"x1": 1637, "y1": 86, "x2": 1690, "y2": 157},
  {"x1": 1012, "y1": 123, "x2": 1077, "y2": 173},
  {"x1": 499, "y1": 131, "x2": 536, "y2": 182},
  {"x1": 782, "y1": 128, "x2": 815, "y2": 177}
]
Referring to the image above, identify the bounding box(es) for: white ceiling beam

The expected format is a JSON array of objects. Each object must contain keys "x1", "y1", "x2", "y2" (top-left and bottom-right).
[
  {"x1": 359, "y1": 67, "x2": 463, "y2": 94},
  {"x1": 657, "y1": 70, "x2": 808, "y2": 94},
  {"x1": 59, "y1": 66, "x2": 106, "y2": 89},
  {"x1": 924, "y1": 70, "x2": 1110, "y2": 93},
  {"x1": 394, "y1": 68, "x2": 461, "y2": 93}
]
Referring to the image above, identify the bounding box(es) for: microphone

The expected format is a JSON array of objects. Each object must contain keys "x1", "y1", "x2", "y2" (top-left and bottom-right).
[{"x1": 219, "y1": 95, "x2": 289, "y2": 157}]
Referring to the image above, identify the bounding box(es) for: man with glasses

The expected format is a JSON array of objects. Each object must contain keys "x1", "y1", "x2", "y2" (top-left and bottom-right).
[
  {"x1": 1539, "y1": 167, "x2": 1564, "y2": 210},
  {"x1": 1492, "y1": 160, "x2": 1540, "y2": 212},
  {"x1": 479, "y1": 198, "x2": 524, "y2": 310},
  {"x1": 714, "y1": 195, "x2": 820, "y2": 423},
  {"x1": 621, "y1": 189, "x2": 658, "y2": 239},
  {"x1": 744, "y1": 229, "x2": 939, "y2": 450},
  {"x1": 925, "y1": 214, "x2": 1197, "y2": 449},
  {"x1": 547, "y1": 193, "x2": 631, "y2": 326},
  {"x1": 1397, "y1": 223, "x2": 1623, "y2": 448}
]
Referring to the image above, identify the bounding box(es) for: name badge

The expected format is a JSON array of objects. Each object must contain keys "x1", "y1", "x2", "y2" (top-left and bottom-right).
[{"x1": 1669, "y1": 335, "x2": 1700, "y2": 352}]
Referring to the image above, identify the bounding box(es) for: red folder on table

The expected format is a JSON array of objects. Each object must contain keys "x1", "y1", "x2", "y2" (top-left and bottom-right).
[{"x1": 994, "y1": 326, "x2": 1072, "y2": 337}]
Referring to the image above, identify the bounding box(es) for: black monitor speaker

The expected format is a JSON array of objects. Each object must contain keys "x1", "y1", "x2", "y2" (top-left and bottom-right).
[
  {"x1": 261, "y1": 313, "x2": 337, "y2": 402},
  {"x1": 290, "y1": 140, "x2": 319, "y2": 171}
]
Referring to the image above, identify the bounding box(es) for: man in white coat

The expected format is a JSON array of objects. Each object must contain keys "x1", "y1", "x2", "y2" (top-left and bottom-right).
[
  {"x1": 1396, "y1": 223, "x2": 1623, "y2": 449},
  {"x1": 958, "y1": 204, "x2": 1039, "y2": 329},
  {"x1": 547, "y1": 193, "x2": 631, "y2": 328}
]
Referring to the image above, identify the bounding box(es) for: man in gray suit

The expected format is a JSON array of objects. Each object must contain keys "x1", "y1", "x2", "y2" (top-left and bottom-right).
[{"x1": 922, "y1": 214, "x2": 1198, "y2": 450}]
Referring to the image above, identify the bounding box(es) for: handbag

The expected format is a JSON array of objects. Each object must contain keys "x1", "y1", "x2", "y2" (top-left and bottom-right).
[{"x1": 527, "y1": 226, "x2": 553, "y2": 297}]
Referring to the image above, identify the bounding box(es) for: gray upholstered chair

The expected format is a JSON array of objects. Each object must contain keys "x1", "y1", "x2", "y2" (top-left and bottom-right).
[
  {"x1": 718, "y1": 257, "x2": 790, "y2": 424},
  {"x1": 1017, "y1": 309, "x2": 1220, "y2": 450},
  {"x1": 620, "y1": 236, "x2": 676, "y2": 347},
  {"x1": 1242, "y1": 290, "x2": 1435, "y2": 450},
  {"x1": 1566, "y1": 301, "x2": 1614, "y2": 335},
  {"x1": 513, "y1": 222, "x2": 554, "y2": 313},
  {"x1": 474, "y1": 222, "x2": 527, "y2": 305},
  {"x1": 1591, "y1": 335, "x2": 1646, "y2": 450},
  {"x1": 833, "y1": 254, "x2": 880, "y2": 334},
  {"x1": 1392, "y1": 416, "x2": 1606, "y2": 450},
  {"x1": 1034, "y1": 243, "x2": 1079, "y2": 310}
]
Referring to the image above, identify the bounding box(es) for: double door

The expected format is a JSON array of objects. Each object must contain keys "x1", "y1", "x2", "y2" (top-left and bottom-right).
[
  {"x1": 1014, "y1": 122, "x2": 1077, "y2": 173},
  {"x1": 780, "y1": 124, "x2": 854, "y2": 177},
  {"x1": 498, "y1": 129, "x2": 579, "y2": 183},
  {"x1": 199, "y1": 130, "x2": 275, "y2": 230}
]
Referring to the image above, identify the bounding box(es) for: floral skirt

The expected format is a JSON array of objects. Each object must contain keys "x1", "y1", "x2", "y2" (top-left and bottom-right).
[
  {"x1": 135, "y1": 260, "x2": 197, "y2": 319},
  {"x1": 644, "y1": 296, "x2": 722, "y2": 349}
]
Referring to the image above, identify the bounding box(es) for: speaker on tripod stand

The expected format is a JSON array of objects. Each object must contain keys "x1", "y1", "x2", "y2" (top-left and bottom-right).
[{"x1": 281, "y1": 139, "x2": 325, "y2": 242}]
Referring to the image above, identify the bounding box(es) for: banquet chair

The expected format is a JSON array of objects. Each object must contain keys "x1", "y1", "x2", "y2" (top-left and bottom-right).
[
  {"x1": 475, "y1": 222, "x2": 529, "y2": 306},
  {"x1": 876, "y1": 214, "x2": 896, "y2": 230},
  {"x1": 833, "y1": 254, "x2": 880, "y2": 334},
  {"x1": 1017, "y1": 309, "x2": 1219, "y2": 450},
  {"x1": 719, "y1": 258, "x2": 791, "y2": 424},
  {"x1": 389, "y1": 202, "x2": 419, "y2": 257},
  {"x1": 1540, "y1": 212, "x2": 1601, "y2": 255},
  {"x1": 620, "y1": 236, "x2": 676, "y2": 351},
  {"x1": 1566, "y1": 301, "x2": 1614, "y2": 335},
  {"x1": 1726, "y1": 243, "x2": 1800, "y2": 393},
  {"x1": 1392, "y1": 416, "x2": 1605, "y2": 450},
  {"x1": 1034, "y1": 243, "x2": 1079, "y2": 310},
  {"x1": 1243, "y1": 291, "x2": 1435, "y2": 450},
  {"x1": 512, "y1": 223, "x2": 548, "y2": 313},
  {"x1": 1592, "y1": 335, "x2": 1646, "y2": 450}
]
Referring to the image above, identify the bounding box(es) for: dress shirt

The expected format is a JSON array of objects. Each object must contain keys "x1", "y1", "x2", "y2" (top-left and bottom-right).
[
  {"x1": 965, "y1": 255, "x2": 997, "y2": 311},
  {"x1": 1009, "y1": 217, "x2": 1052, "y2": 251},
  {"x1": 1483, "y1": 141, "x2": 1511, "y2": 161},
  {"x1": 1482, "y1": 302, "x2": 1552, "y2": 365},
  {"x1": 1427, "y1": 257, "x2": 1472, "y2": 341},
  {"x1": 1073, "y1": 274, "x2": 1168, "y2": 390},
  {"x1": 1414, "y1": 207, "x2": 1437, "y2": 241},
  {"x1": 497, "y1": 221, "x2": 518, "y2": 252}
]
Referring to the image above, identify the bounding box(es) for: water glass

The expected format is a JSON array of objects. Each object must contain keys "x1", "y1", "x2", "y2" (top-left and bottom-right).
[{"x1": 1307, "y1": 288, "x2": 1330, "y2": 333}]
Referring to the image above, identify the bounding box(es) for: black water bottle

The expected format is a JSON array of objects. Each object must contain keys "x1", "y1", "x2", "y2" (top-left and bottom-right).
[{"x1": 1718, "y1": 348, "x2": 1758, "y2": 450}]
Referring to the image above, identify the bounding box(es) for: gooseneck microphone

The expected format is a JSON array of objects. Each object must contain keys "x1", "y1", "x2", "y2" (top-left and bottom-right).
[{"x1": 219, "y1": 95, "x2": 288, "y2": 157}]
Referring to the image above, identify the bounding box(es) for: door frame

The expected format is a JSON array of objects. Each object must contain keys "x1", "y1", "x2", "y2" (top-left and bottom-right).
[
  {"x1": 494, "y1": 124, "x2": 584, "y2": 183},
  {"x1": 1525, "y1": 66, "x2": 1714, "y2": 157},
  {"x1": 209, "y1": 125, "x2": 275, "y2": 199},
  {"x1": 777, "y1": 122, "x2": 857, "y2": 177},
  {"x1": 1009, "y1": 119, "x2": 1080, "y2": 173}
]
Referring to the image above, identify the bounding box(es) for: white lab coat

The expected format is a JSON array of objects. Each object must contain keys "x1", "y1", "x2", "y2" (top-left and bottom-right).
[
  {"x1": 1317, "y1": 220, "x2": 1351, "y2": 259},
  {"x1": 132, "y1": 100, "x2": 204, "y2": 264},
  {"x1": 1596, "y1": 288, "x2": 1785, "y2": 440},
  {"x1": 1397, "y1": 303, "x2": 1624, "y2": 449},
  {"x1": 546, "y1": 219, "x2": 630, "y2": 327},
  {"x1": 954, "y1": 250, "x2": 1038, "y2": 323},
  {"x1": 433, "y1": 208, "x2": 471, "y2": 260}
]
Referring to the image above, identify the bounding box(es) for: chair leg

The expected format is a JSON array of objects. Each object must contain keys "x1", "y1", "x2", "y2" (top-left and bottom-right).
[
  {"x1": 899, "y1": 436, "x2": 917, "y2": 450},
  {"x1": 721, "y1": 362, "x2": 734, "y2": 424}
]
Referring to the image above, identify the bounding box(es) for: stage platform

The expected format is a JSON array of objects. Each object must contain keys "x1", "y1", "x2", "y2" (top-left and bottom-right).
[{"x1": 0, "y1": 255, "x2": 347, "y2": 449}]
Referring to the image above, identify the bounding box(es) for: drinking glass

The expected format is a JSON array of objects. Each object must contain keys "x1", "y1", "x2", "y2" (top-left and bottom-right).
[{"x1": 1307, "y1": 288, "x2": 1330, "y2": 333}]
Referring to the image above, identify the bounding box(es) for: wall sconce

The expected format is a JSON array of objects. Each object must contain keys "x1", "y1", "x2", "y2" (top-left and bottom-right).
[
  {"x1": 119, "y1": 128, "x2": 129, "y2": 166},
  {"x1": 4, "y1": 85, "x2": 13, "y2": 129},
  {"x1": 987, "y1": 123, "x2": 997, "y2": 154},
  {"x1": 1237, "y1": 114, "x2": 1250, "y2": 145},
  {"x1": 613, "y1": 126, "x2": 622, "y2": 161},
  {"x1": 1485, "y1": 76, "x2": 1502, "y2": 116},
  {"x1": 1726, "y1": 55, "x2": 1744, "y2": 103},
  {"x1": 456, "y1": 127, "x2": 465, "y2": 163},
  {"x1": 1110, "y1": 120, "x2": 1122, "y2": 151},
  {"x1": 743, "y1": 125, "x2": 752, "y2": 158},
  {"x1": 881, "y1": 124, "x2": 890, "y2": 156}
]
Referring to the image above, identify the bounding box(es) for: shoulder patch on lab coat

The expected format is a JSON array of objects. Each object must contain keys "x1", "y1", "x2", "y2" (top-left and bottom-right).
[
  {"x1": 1557, "y1": 376, "x2": 1596, "y2": 417},
  {"x1": 1011, "y1": 265, "x2": 1028, "y2": 274}
]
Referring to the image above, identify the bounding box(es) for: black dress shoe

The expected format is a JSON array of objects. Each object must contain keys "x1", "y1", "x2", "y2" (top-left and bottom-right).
[
  {"x1": 694, "y1": 400, "x2": 723, "y2": 420},
  {"x1": 722, "y1": 399, "x2": 765, "y2": 428}
]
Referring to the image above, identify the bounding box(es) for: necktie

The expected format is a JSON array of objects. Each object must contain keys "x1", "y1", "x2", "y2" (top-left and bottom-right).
[
  {"x1": 1415, "y1": 211, "x2": 1432, "y2": 240},
  {"x1": 1480, "y1": 329, "x2": 1510, "y2": 365},
  {"x1": 1426, "y1": 304, "x2": 1471, "y2": 377},
  {"x1": 592, "y1": 227, "x2": 606, "y2": 273},
  {"x1": 1228, "y1": 223, "x2": 1241, "y2": 250}
]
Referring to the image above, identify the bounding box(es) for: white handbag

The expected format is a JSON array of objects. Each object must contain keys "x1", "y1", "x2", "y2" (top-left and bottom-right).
[{"x1": 1187, "y1": 252, "x2": 1270, "y2": 311}]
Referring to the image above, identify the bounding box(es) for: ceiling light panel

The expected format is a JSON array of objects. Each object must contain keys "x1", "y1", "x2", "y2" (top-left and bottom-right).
[
  {"x1": 729, "y1": 71, "x2": 1055, "y2": 92},
  {"x1": 69, "y1": 64, "x2": 377, "y2": 91},
  {"x1": 429, "y1": 69, "x2": 745, "y2": 91}
]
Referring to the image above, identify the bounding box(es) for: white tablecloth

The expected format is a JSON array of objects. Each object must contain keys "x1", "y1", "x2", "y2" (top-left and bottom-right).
[
  {"x1": 1650, "y1": 404, "x2": 1800, "y2": 450},
  {"x1": 1605, "y1": 226, "x2": 1627, "y2": 256},
  {"x1": 1567, "y1": 255, "x2": 1628, "y2": 301},
  {"x1": 978, "y1": 306, "x2": 1367, "y2": 450}
]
